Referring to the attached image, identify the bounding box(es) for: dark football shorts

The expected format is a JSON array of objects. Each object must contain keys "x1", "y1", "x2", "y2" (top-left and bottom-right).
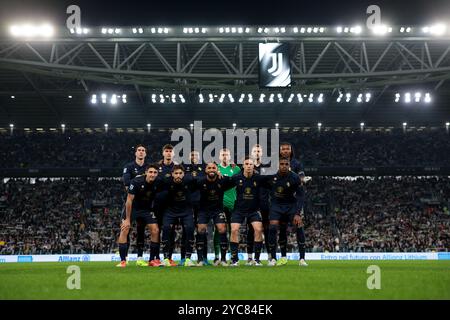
[
  {"x1": 231, "y1": 210, "x2": 262, "y2": 224},
  {"x1": 269, "y1": 203, "x2": 297, "y2": 223},
  {"x1": 197, "y1": 210, "x2": 227, "y2": 225}
]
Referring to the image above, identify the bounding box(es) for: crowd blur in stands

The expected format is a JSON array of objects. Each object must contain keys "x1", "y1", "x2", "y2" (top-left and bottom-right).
[{"x1": 1, "y1": 177, "x2": 448, "y2": 255}]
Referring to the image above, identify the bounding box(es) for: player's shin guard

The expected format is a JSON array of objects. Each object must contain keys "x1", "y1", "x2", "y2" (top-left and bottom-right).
[
  {"x1": 254, "y1": 241, "x2": 263, "y2": 262},
  {"x1": 296, "y1": 226, "x2": 306, "y2": 260},
  {"x1": 162, "y1": 226, "x2": 173, "y2": 259},
  {"x1": 268, "y1": 224, "x2": 279, "y2": 259},
  {"x1": 213, "y1": 228, "x2": 221, "y2": 259},
  {"x1": 136, "y1": 220, "x2": 145, "y2": 258},
  {"x1": 184, "y1": 225, "x2": 195, "y2": 259},
  {"x1": 279, "y1": 224, "x2": 288, "y2": 257},
  {"x1": 230, "y1": 242, "x2": 239, "y2": 263},
  {"x1": 196, "y1": 231, "x2": 207, "y2": 261},
  {"x1": 126, "y1": 233, "x2": 130, "y2": 256},
  {"x1": 246, "y1": 225, "x2": 254, "y2": 257},
  {"x1": 219, "y1": 232, "x2": 228, "y2": 261},
  {"x1": 180, "y1": 226, "x2": 186, "y2": 260},
  {"x1": 150, "y1": 241, "x2": 160, "y2": 261},
  {"x1": 119, "y1": 243, "x2": 128, "y2": 262}
]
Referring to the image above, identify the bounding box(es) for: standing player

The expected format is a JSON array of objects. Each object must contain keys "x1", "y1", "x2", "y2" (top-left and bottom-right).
[
  {"x1": 117, "y1": 164, "x2": 163, "y2": 267},
  {"x1": 279, "y1": 142, "x2": 309, "y2": 264},
  {"x1": 161, "y1": 165, "x2": 197, "y2": 267},
  {"x1": 155, "y1": 144, "x2": 178, "y2": 265},
  {"x1": 229, "y1": 156, "x2": 264, "y2": 266},
  {"x1": 213, "y1": 148, "x2": 241, "y2": 265},
  {"x1": 196, "y1": 162, "x2": 235, "y2": 266},
  {"x1": 263, "y1": 157, "x2": 308, "y2": 267},
  {"x1": 246, "y1": 144, "x2": 271, "y2": 264},
  {"x1": 121, "y1": 144, "x2": 148, "y2": 267}
]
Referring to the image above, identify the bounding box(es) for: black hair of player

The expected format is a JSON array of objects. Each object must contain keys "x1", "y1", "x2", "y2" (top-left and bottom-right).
[
  {"x1": 145, "y1": 163, "x2": 159, "y2": 172},
  {"x1": 135, "y1": 144, "x2": 147, "y2": 152},
  {"x1": 171, "y1": 164, "x2": 185, "y2": 173}
]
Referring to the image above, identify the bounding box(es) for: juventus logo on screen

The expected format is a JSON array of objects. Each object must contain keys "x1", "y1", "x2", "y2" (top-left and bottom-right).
[{"x1": 259, "y1": 43, "x2": 291, "y2": 87}]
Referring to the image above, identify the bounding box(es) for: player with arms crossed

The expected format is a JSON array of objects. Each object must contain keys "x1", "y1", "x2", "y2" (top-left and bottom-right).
[
  {"x1": 117, "y1": 164, "x2": 163, "y2": 267},
  {"x1": 121, "y1": 144, "x2": 149, "y2": 267},
  {"x1": 264, "y1": 157, "x2": 308, "y2": 267},
  {"x1": 212, "y1": 148, "x2": 241, "y2": 265},
  {"x1": 229, "y1": 156, "x2": 265, "y2": 266},
  {"x1": 196, "y1": 162, "x2": 236, "y2": 266}
]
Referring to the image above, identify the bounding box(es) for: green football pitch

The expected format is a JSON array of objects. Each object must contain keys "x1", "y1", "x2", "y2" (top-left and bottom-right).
[{"x1": 0, "y1": 261, "x2": 449, "y2": 299}]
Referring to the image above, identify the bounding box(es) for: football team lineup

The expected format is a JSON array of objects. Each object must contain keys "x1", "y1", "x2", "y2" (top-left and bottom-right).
[{"x1": 116, "y1": 143, "x2": 310, "y2": 268}]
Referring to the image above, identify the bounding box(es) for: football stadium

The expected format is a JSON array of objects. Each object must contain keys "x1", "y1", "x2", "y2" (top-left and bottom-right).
[{"x1": 0, "y1": 0, "x2": 449, "y2": 304}]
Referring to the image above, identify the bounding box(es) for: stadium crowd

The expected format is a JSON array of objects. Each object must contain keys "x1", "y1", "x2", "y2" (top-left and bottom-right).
[
  {"x1": 1, "y1": 177, "x2": 448, "y2": 255},
  {"x1": 1, "y1": 129, "x2": 449, "y2": 168}
]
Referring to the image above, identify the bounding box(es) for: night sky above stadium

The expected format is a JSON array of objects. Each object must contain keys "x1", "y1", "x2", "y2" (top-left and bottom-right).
[{"x1": 0, "y1": 0, "x2": 450, "y2": 27}]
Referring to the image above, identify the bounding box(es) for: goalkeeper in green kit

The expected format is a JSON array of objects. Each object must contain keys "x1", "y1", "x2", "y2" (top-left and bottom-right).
[{"x1": 212, "y1": 148, "x2": 241, "y2": 265}]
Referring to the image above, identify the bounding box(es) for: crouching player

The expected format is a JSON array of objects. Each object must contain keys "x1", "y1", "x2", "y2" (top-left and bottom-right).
[
  {"x1": 196, "y1": 162, "x2": 236, "y2": 266},
  {"x1": 117, "y1": 164, "x2": 163, "y2": 267},
  {"x1": 264, "y1": 157, "x2": 308, "y2": 267}
]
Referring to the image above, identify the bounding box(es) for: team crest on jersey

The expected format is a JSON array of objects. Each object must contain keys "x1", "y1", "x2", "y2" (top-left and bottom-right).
[
  {"x1": 123, "y1": 168, "x2": 127, "y2": 173},
  {"x1": 287, "y1": 182, "x2": 290, "y2": 187},
  {"x1": 192, "y1": 171, "x2": 197, "y2": 177},
  {"x1": 245, "y1": 187, "x2": 252, "y2": 194},
  {"x1": 277, "y1": 186, "x2": 284, "y2": 193},
  {"x1": 253, "y1": 181, "x2": 257, "y2": 187},
  {"x1": 165, "y1": 173, "x2": 171, "y2": 178}
]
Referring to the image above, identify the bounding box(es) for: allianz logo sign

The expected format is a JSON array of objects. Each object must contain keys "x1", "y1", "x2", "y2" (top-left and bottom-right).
[{"x1": 58, "y1": 255, "x2": 91, "y2": 262}]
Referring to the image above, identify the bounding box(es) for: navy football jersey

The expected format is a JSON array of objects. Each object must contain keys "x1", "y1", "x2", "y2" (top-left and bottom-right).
[
  {"x1": 122, "y1": 160, "x2": 147, "y2": 187},
  {"x1": 196, "y1": 176, "x2": 235, "y2": 213},
  {"x1": 128, "y1": 175, "x2": 164, "y2": 211},
  {"x1": 232, "y1": 173, "x2": 265, "y2": 214}
]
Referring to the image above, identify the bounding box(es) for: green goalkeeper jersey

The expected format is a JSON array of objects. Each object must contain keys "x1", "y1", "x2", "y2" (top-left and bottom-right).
[{"x1": 218, "y1": 163, "x2": 241, "y2": 210}]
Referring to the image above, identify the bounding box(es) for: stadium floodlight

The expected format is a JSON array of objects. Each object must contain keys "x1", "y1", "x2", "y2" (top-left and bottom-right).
[
  {"x1": 357, "y1": 93, "x2": 363, "y2": 103},
  {"x1": 245, "y1": 27, "x2": 250, "y2": 33},
  {"x1": 365, "y1": 93, "x2": 371, "y2": 102},
  {"x1": 201, "y1": 28, "x2": 207, "y2": 33},
  {"x1": 209, "y1": 93, "x2": 214, "y2": 103},
  {"x1": 427, "y1": 23, "x2": 446, "y2": 35},
  {"x1": 300, "y1": 27, "x2": 306, "y2": 33},
  {"x1": 404, "y1": 92, "x2": 411, "y2": 103},
  {"x1": 317, "y1": 122, "x2": 322, "y2": 128},
  {"x1": 402, "y1": 122, "x2": 407, "y2": 127},
  {"x1": 360, "y1": 122, "x2": 365, "y2": 127},
  {"x1": 288, "y1": 93, "x2": 294, "y2": 103},
  {"x1": 400, "y1": 27, "x2": 405, "y2": 33},
  {"x1": 179, "y1": 94, "x2": 186, "y2": 103},
  {"x1": 446, "y1": 122, "x2": 450, "y2": 128},
  {"x1": 275, "y1": 123, "x2": 279, "y2": 129},
  {"x1": 232, "y1": 123, "x2": 237, "y2": 128},
  {"x1": 238, "y1": 27, "x2": 243, "y2": 33},
  {"x1": 372, "y1": 24, "x2": 390, "y2": 35},
  {"x1": 138, "y1": 28, "x2": 144, "y2": 34},
  {"x1": 313, "y1": 27, "x2": 319, "y2": 33},
  {"x1": 308, "y1": 93, "x2": 314, "y2": 103},
  {"x1": 239, "y1": 93, "x2": 245, "y2": 103},
  {"x1": 345, "y1": 93, "x2": 351, "y2": 103},
  {"x1": 248, "y1": 93, "x2": 253, "y2": 103},
  {"x1": 281, "y1": 27, "x2": 286, "y2": 33},
  {"x1": 274, "y1": 27, "x2": 280, "y2": 33},
  {"x1": 190, "y1": 123, "x2": 194, "y2": 129},
  {"x1": 10, "y1": 23, "x2": 54, "y2": 38},
  {"x1": 336, "y1": 26, "x2": 343, "y2": 33},
  {"x1": 307, "y1": 27, "x2": 312, "y2": 33},
  {"x1": 91, "y1": 94, "x2": 97, "y2": 104},
  {"x1": 104, "y1": 123, "x2": 108, "y2": 128},
  {"x1": 110, "y1": 94, "x2": 118, "y2": 105},
  {"x1": 68, "y1": 95, "x2": 72, "y2": 99},
  {"x1": 107, "y1": 28, "x2": 114, "y2": 34},
  {"x1": 406, "y1": 27, "x2": 411, "y2": 33},
  {"x1": 344, "y1": 27, "x2": 349, "y2": 33},
  {"x1": 70, "y1": 28, "x2": 75, "y2": 34},
  {"x1": 257, "y1": 27, "x2": 263, "y2": 33},
  {"x1": 317, "y1": 93, "x2": 324, "y2": 103},
  {"x1": 147, "y1": 123, "x2": 151, "y2": 127},
  {"x1": 337, "y1": 92, "x2": 343, "y2": 103},
  {"x1": 259, "y1": 93, "x2": 265, "y2": 103},
  {"x1": 151, "y1": 27, "x2": 156, "y2": 34},
  {"x1": 351, "y1": 25, "x2": 362, "y2": 34},
  {"x1": 159, "y1": 94, "x2": 165, "y2": 103},
  {"x1": 319, "y1": 27, "x2": 325, "y2": 33},
  {"x1": 9, "y1": 124, "x2": 14, "y2": 128},
  {"x1": 277, "y1": 93, "x2": 284, "y2": 103},
  {"x1": 297, "y1": 93, "x2": 303, "y2": 103},
  {"x1": 424, "y1": 93, "x2": 431, "y2": 103},
  {"x1": 414, "y1": 92, "x2": 421, "y2": 102},
  {"x1": 101, "y1": 93, "x2": 107, "y2": 104},
  {"x1": 132, "y1": 28, "x2": 137, "y2": 34},
  {"x1": 61, "y1": 124, "x2": 66, "y2": 128},
  {"x1": 264, "y1": 27, "x2": 269, "y2": 33},
  {"x1": 395, "y1": 93, "x2": 400, "y2": 103},
  {"x1": 228, "y1": 93, "x2": 235, "y2": 103},
  {"x1": 122, "y1": 94, "x2": 127, "y2": 104},
  {"x1": 76, "y1": 28, "x2": 82, "y2": 35},
  {"x1": 293, "y1": 27, "x2": 299, "y2": 33},
  {"x1": 225, "y1": 27, "x2": 230, "y2": 33},
  {"x1": 11, "y1": 95, "x2": 15, "y2": 99},
  {"x1": 101, "y1": 28, "x2": 107, "y2": 34},
  {"x1": 269, "y1": 93, "x2": 275, "y2": 103},
  {"x1": 114, "y1": 28, "x2": 121, "y2": 34},
  {"x1": 194, "y1": 27, "x2": 200, "y2": 33}
]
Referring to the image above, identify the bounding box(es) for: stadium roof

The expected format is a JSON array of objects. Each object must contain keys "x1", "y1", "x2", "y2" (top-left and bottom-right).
[{"x1": 1, "y1": 24, "x2": 450, "y2": 127}]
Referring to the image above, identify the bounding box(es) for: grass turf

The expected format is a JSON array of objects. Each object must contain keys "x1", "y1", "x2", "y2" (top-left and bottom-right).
[{"x1": 0, "y1": 260, "x2": 449, "y2": 299}]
